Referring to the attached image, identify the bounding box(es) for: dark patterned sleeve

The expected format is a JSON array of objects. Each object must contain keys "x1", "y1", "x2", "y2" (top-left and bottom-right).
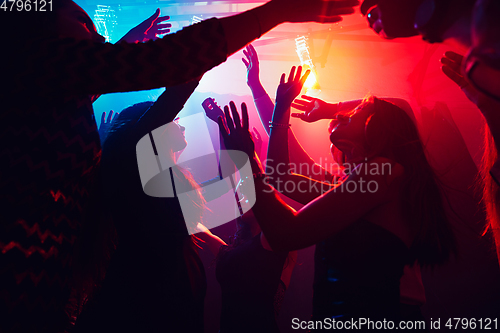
[{"x1": 12, "y1": 18, "x2": 227, "y2": 96}]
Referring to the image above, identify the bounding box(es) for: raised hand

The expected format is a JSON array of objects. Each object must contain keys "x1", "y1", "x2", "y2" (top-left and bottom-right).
[
  {"x1": 119, "y1": 9, "x2": 171, "y2": 44},
  {"x1": 99, "y1": 110, "x2": 118, "y2": 140},
  {"x1": 275, "y1": 66, "x2": 310, "y2": 115},
  {"x1": 202, "y1": 97, "x2": 225, "y2": 123},
  {"x1": 291, "y1": 95, "x2": 333, "y2": 122},
  {"x1": 217, "y1": 101, "x2": 255, "y2": 158},
  {"x1": 242, "y1": 44, "x2": 260, "y2": 87},
  {"x1": 272, "y1": 0, "x2": 359, "y2": 24}
]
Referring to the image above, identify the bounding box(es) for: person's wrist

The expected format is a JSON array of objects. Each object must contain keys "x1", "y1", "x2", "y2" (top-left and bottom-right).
[
  {"x1": 273, "y1": 103, "x2": 291, "y2": 119},
  {"x1": 250, "y1": 154, "x2": 263, "y2": 173},
  {"x1": 250, "y1": 83, "x2": 266, "y2": 98},
  {"x1": 325, "y1": 102, "x2": 339, "y2": 118}
]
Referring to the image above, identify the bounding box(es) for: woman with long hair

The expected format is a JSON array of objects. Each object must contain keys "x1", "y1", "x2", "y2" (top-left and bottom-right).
[
  {"x1": 74, "y1": 80, "x2": 211, "y2": 332},
  {"x1": 217, "y1": 67, "x2": 456, "y2": 324}
]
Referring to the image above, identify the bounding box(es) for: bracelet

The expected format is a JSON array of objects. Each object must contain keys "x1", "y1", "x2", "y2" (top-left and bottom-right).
[{"x1": 269, "y1": 121, "x2": 291, "y2": 129}]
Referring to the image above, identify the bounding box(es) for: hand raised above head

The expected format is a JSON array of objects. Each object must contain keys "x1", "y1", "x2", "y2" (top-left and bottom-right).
[
  {"x1": 275, "y1": 66, "x2": 310, "y2": 113},
  {"x1": 119, "y1": 8, "x2": 171, "y2": 43},
  {"x1": 217, "y1": 101, "x2": 255, "y2": 159},
  {"x1": 99, "y1": 110, "x2": 119, "y2": 138},
  {"x1": 202, "y1": 98, "x2": 224, "y2": 123},
  {"x1": 242, "y1": 44, "x2": 260, "y2": 86}
]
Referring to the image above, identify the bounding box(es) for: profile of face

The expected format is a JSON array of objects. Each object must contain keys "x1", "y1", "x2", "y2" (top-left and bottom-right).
[
  {"x1": 163, "y1": 119, "x2": 187, "y2": 153},
  {"x1": 361, "y1": 0, "x2": 421, "y2": 39},
  {"x1": 56, "y1": 0, "x2": 105, "y2": 43},
  {"x1": 329, "y1": 103, "x2": 372, "y2": 159}
]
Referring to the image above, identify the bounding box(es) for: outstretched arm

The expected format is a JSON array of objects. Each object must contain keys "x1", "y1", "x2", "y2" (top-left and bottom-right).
[
  {"x1": 132, "y1": 79, "x2": 200, "y2": 139},
  {"x1": 292, "y1": 96, "x2": 412, "y2": 121},
  {"x1": 242, "y1": 44, "x2": 274, "y2": 135},
  {"x1": 9, "y1": 1, "x2": 358, "y2": 97},
  {"x1": 266, "y1": 67, "x2": 333, "y2": 203},
  {"x1": 221, "y1": 0, "x2": 358, "y2": 57}
]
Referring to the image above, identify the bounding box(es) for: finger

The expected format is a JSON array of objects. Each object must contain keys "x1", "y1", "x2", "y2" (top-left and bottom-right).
[
  {"x1": 291, "y1": 112, "x2": 306, "y2": 119},
  {"x1": 243, "y1": 49, "x2": 251, "y2": 64},
  {"x1": 155, "y1": 16, "x2": 171, "y2": 23},
  {"x1": 248, "y1": 44, "x2": 257, "y2": 58},
  {"x1": 101, "y1": 112, "x2": 106, "y2": 124},
  {"x1": 280, "y1": 73, "x2": 286, "y2": 84},
  {"x1": 242, "y1": 57, "x2": 249, "y2": 68},
  {"x1": 299, "y1": 70, "x2": 311, "y2": 86},
  {"x1": 301, "y1": 95, "x2": 314, "y2": 101},
  {"x1": 147, "y1": 8, "x2": 161, "y2": 24},
  {"x1": 293, "y1": 99, "x2": 310, "y2": 106},
  {"x1": 156, "y1": 31, "x2": 170, "y2": 37},
  {"x1": 241, "y1": 103, "x2": 249, "y2": 131},
  {"x1": 440, "y1": 56, "x2": 461, "y2": 73},
  {"x1": 107, "y1": 110, "x2": 114, "y2": 122},
  {"x1": 224, "y1": 105, "x2": 235, "y2": 133},
  {"x1": 158, "y1": 23, "x2": 172, "y2": 28},
  {"x1": 217, "y1": 116, "x2": 229, "y2": 142},
  {"x1": 112, "y1": 112, "x2": 119, "y2": 121},
  {"x1": 230, "y1": 101, "x2": 241, "y2": 130},
  {"x1": 441, "y1": 65, "x2": 467, "y2": 88},
  {"x1": 444, "y1": 51, "x2": 464, "y2": 64},
  {"x1": 244, "y1": 45, "x2": 251, "y2": 59},
  {"x1": 295, "y1": 66, "x2": 303, "y2": 82},
  {"x1": 288, "y1": 66, "x2": 296, "y2": 83},
  {"x1": 291, "y1": 102, "x2": 309, "y2": 111}
]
